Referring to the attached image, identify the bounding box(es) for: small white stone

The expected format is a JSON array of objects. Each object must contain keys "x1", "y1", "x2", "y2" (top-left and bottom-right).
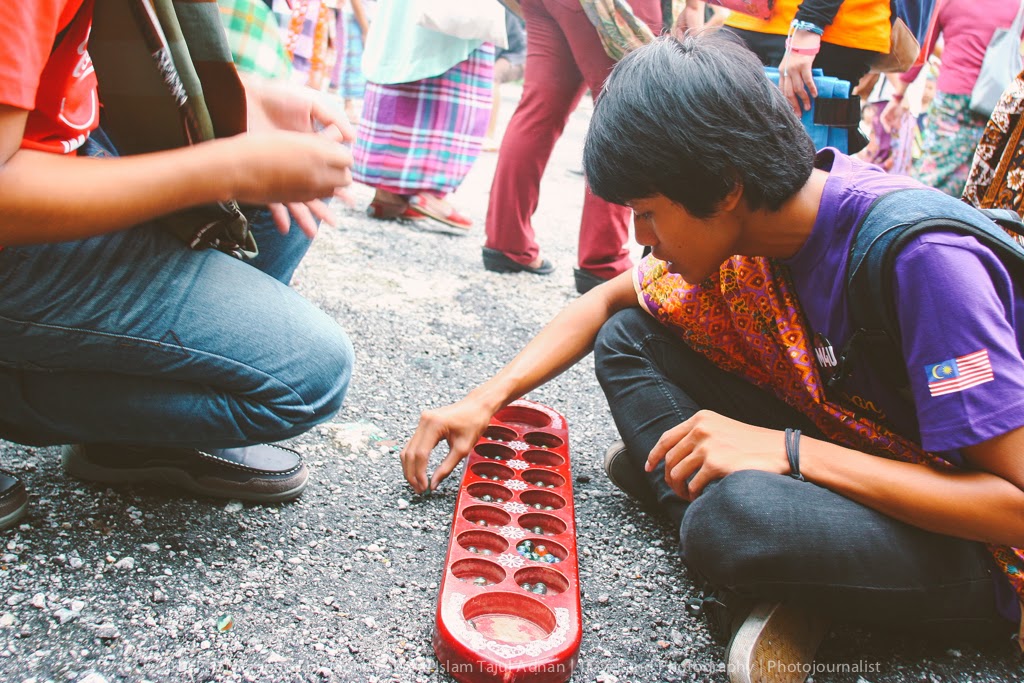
[
  {"x1": 141, "y1": 543, "x2": 160, "y2": 553},
  {"x1": 224, "y1": 501, "x2": 244, "y2": 513},
  {"x1": 78, "y1": 674, "x2": 110, "y2": 683},
  {"x1": 114, "y1": 557, "x2": 135, "y2": 570},
  {"x1": 396, "y1": 499, "x2": 409, "y2": 510},
  {"x1": 95, "y1": 623, "x2": 119, "y2": 640},
  {"x1": 0, "y1": 613, "x2": 14, "y2": 627},
  {"x1": 53, "y1": 608, "x2": 78, "y2": 624},
  {"x1": 266, "y1": 652, "x2": 288, "y2": 663},
  {"x1": 29, "y1": 593, "x2": 45, "y2": 610}
]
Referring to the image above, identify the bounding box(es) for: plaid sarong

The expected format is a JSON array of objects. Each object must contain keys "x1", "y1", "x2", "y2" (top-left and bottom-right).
[
  {"x1": 352, "y1": 44, "x2": 494, "y2": 195},
  {"x1": 331, "y1": 8, "x2": 366, "y2": 100},
  {"x1": 217, "y1": 0, "x2": 293, "y2": 80}
]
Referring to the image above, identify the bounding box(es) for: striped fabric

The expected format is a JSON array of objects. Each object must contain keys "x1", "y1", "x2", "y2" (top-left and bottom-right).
[
  {"x1": 280, "y1": 0, "x2": 332, "y2": 89},
  {"x1": 217, "y1": 0, "x2": 293, "y2": 80},
  {"x1": 332, "y1": 8, "x2": 366, "y2": 100},
  {"x1": 352, "y1": 44, "x2": 494, "y2": 195}
]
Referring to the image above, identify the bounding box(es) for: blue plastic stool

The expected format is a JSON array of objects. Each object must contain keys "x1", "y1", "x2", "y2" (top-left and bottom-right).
[{"x1": 764, "y1": 67, "x2": 862, "y2": 153}]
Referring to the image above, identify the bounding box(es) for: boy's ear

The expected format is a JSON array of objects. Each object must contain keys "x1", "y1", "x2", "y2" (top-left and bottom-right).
[{"x1": 718, "y1": 178, "x2": 744, "y2": 213}]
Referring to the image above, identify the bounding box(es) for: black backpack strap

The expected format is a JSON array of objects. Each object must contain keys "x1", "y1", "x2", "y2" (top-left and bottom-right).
[{"x1": 833, "y1": 189, "x2": 1024, "y2": 395}]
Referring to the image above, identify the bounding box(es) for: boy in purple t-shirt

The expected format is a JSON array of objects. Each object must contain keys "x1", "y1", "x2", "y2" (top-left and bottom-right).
[{"x1": 400, "y1": 32, "x2": 1023, "y2": 680}]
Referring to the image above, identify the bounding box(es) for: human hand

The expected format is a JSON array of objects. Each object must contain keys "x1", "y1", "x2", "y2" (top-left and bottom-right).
[
  {"x1": 879, "y1": 97, "x2": 909, "y2": 134},
  {"x1": 245, "y1": 76, "x2": 356, "y2": 142},
  {"x1": 779, "y1": 50, "x2": 818, "y2": 113},
  {"x1": 673, "y1": 0, "x2": 705, "y2": 39},
  {"x1": 226, "y1": 130, "x2": 353, "y2": 237},
  {"x1": 243, "y1": 77, "x2": 356, "y2": 233},
  {"x1": 400, "y1": 398, "x2": 496, "y2": 494},
  {"x1": 645, "y1": 410, "x2": 789, "y2": 500}
]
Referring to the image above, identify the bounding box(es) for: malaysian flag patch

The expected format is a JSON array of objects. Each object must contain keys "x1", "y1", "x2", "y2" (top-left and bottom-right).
[{"x1": 925, "y1": 349, "x2": 994, "y2": 397}]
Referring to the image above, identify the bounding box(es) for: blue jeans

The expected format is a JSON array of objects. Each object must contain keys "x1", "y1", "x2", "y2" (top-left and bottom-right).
[
  {"x1": 0, "y1": 130, "x2": 354, "y2": 448},
  {"x1": 594, "y1": 309, "x2": 1009, "y2": 630}
]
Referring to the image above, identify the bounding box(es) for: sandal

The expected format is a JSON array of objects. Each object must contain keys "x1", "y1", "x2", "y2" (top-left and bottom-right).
[
  {"x1": 366, "y1": 196, "x2": 423, "y2": 221},
  {"x1": 407, "y1": 193, "x2": 473, "y2": 234}
]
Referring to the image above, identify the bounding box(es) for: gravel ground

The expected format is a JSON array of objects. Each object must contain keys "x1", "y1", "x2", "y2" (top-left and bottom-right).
[{"x1": 1, "y1": 87, "x2": 1022, "y2": 683}]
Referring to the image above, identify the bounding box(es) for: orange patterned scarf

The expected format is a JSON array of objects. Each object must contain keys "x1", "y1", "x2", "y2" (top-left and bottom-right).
[{"x1": 636, "y1": 254, "x2": 1024, "y2": 643}]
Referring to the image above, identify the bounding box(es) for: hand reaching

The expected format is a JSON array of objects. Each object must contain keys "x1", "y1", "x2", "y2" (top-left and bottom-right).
[{"x1": 400, "y1": 398, "x2": 496, "y2": 494}]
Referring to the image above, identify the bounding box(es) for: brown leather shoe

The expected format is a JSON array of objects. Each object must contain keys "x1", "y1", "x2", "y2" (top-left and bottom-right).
[{"x1": 62, "y1": 443, "x2": 308, "y2": 503}]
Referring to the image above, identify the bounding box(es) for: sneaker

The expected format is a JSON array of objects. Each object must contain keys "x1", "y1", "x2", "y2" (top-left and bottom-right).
[
  {"x1": 726, "y1": 601, "x2": 829, "y2": 683},
  {"x1": 602, "y1": 440, "x2": 650, "y2": 501},
  {"x1": 62, "y1": 443, "x2": 308, "y2": 503},
  {"x1": 0, "y1": 470, "x2": 28, "y2": 531}
]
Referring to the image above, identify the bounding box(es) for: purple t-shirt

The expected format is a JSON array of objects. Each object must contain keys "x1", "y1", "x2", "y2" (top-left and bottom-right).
[{"x1": 784, "y1": 150, "x2": 1024, "y2": 620}]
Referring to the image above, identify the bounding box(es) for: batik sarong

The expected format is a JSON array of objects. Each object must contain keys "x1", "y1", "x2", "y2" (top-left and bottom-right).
[
  {"x1": 964, "y1": 69, "x2": 1024, "y2": 215},
  {"x1": 352, "y1": 45, "x2": 494, "y2": 195},
  {"x1": 914, "y1": 90, "x2": 990, "y2": 197}
]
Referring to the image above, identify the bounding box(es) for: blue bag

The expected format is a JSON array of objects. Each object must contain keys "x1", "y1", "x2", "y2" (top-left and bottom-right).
[{"x1": 764, "y1": 67, "x2": 863, "y2": 153}]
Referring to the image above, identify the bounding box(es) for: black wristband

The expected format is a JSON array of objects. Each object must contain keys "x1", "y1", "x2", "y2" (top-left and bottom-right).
[{"x1": 785, "y1": 428, "x2": 806, "y2": 482}]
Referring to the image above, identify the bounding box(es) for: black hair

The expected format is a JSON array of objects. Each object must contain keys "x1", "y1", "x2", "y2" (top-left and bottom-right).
[{"x1": 583, "y1": 31, "x2": 816, "y2": 218}]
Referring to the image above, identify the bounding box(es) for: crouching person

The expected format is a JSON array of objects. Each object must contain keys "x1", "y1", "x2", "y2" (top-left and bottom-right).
[{"x1": 0, "y1": 0, "x2": 356, "y2": 530}]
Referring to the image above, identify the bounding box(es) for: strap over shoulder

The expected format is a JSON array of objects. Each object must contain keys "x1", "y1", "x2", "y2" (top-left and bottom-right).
[
  {"x1": 834, "y1": 189, "x2": 1024, "y2": 394},
  {"x1": 88, "y1": 0, "x2": 256, "y2": 258}
]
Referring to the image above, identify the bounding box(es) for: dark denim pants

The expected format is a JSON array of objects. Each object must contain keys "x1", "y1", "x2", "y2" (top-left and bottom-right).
[{"x1": 594, "y1": 308, "x2": 1008, "y2": 630}]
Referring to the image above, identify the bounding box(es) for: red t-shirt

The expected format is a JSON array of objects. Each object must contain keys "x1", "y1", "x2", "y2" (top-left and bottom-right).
[{"x1": 0, "y1": 0, "x2": 98, "y2": 154}]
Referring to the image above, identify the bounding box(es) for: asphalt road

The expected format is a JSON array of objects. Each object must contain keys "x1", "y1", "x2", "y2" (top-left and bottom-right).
[{"x1": 1, "y1": 85, "x2": 1021, "y2": 683}]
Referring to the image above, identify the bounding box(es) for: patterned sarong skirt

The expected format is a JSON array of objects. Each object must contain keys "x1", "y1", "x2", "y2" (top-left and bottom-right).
[{"x1": 352, "y1": 45, "x2": 494, "y2": 196}]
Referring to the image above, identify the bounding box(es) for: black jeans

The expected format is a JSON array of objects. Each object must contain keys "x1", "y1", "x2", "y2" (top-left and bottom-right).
[{"x1": 594, "y1": 308, "x2": 1007, "y2": 630}]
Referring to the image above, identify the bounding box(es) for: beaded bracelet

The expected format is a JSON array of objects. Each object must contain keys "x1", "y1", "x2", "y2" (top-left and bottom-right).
[{"x1": 791, "y1": 19, "x2": 824, "y2": 36}]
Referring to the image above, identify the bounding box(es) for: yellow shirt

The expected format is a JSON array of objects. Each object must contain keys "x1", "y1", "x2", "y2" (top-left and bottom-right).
[{"x1": 725, "y1": 0, "x2": 891, "y2": 53}]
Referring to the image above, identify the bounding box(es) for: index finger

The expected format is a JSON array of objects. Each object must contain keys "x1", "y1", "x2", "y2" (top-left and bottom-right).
[
  {"x1": 429, "y1": 441, "x2": 473, "y2": 492},
  {"x1": 401, "y1": 417, "x2": 446, "y2": 493}
]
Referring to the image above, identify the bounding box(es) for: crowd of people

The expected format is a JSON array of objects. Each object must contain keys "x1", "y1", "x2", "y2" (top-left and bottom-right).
[{"x1": 3, "y1": 1, "x2": 1024, "y2": 682}]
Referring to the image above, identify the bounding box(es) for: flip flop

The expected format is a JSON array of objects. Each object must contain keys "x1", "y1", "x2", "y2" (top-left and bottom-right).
[
  {"x1": 482, "y1": 247, "x2": 555, "y2": 275},
  {"x1": 407, "y1": 193, "x2": 473, "y2": 234}
]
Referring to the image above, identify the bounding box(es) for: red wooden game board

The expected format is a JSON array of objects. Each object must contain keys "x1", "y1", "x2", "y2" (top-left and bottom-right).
[{"x1": 433, "y1": 399, "x2": 582, "y2": 683}]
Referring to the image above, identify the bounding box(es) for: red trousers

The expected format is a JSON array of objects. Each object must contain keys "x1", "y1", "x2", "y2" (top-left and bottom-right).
[{"x1": 484, "y1": 0, "x2": 662, "y2": 278}]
